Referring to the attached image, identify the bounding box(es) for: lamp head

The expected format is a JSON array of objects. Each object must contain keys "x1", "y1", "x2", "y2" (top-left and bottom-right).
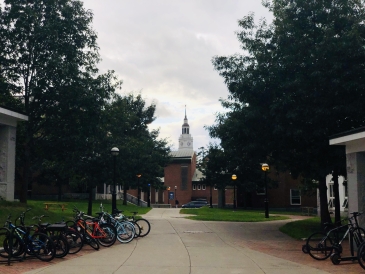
[
  {"x1": 111, "y1": 147, "x2": 119, "y2": 156},
  {"x1": 261, "y1": 163, "x2": 269, "y2": 171},
  {"x1": 231, "y1": 174, "x2": 237, "y2": 180}
]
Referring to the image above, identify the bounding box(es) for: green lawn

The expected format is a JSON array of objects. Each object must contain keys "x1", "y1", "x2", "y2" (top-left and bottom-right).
[
  {"x1": 0, "y1": 200, "x2": 321, "y2": 241},
  {"x1": 180, "y1": 207, "x2": 290, "y2": 222},
  {"x1": 279, "y1": 217, "x2": 323, "y2": 240},
  {"x1": 0, "y1": 199, "x2": 151, "y2": 226}
]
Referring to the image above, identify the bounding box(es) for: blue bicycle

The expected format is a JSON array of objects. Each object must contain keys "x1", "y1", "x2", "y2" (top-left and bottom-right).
[{"x1": 0, "y1": 208, "x2": 56, "y2": 262}]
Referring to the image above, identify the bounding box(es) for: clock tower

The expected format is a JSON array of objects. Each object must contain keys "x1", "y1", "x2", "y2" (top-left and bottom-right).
[{"x1": 178, "y1": 106, "x2": 193, "y2": 150}]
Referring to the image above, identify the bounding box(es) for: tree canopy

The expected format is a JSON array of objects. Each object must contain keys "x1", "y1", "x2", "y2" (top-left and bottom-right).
[
  {"x1": 209, "y1": 0, "x2": 365, "y2": 223},
  {"x1": 0, "y1": 0, "x2": 171, "y2": 205}
]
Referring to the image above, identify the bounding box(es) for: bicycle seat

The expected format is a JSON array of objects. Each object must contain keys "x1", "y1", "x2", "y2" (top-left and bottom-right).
[{"x1": 113, "y1": 209, "x2": 123, "y2": 214}]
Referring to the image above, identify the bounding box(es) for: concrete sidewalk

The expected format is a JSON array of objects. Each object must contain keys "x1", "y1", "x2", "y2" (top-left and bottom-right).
[{"x1": 1, "y1": 208, "x2": 363, "y2": 274}]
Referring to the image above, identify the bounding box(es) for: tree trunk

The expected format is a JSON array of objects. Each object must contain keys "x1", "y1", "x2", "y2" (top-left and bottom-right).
[
  {"x1": 123, "y1": 184, "x2": 127, "y2": 205},
  {"x1": 319, "y1": 178, "x2": 332, "y2": 228},
  {"x1": 87, "y1": 183, "x2": 93, "y2": 215},
  {"x1": 332, "y1": 167, "x2": 341, "y2": 225}
]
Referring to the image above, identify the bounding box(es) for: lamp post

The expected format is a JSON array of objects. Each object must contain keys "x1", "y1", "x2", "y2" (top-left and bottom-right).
[
  {"x1": 174, "y1": 186, "x2": 177, "y2": 208},
  {"x1": 167, "y1": 186, "x2": 170, "y2": 207},
  {"x1": 147, "y1": 183, "x2": 151, "y2": 207},
  {"x1": 137, "y1": 174, "x2": 141, "y2": 206},
  {"x1": 111, "y1": 147, "x2": 119, "y2": 213},
  {"x1": 232, "y1": 174, "x2": 237, "y2": 210},
  {"x1": 261, "y1": 163, "x2": 269, "y2": 218}
]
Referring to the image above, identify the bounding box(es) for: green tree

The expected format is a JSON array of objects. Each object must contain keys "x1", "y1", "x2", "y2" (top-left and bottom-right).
[
  {"x1": 0, "y1": 0, "x2": 100, "y2": 203},
  {"x1": 104, "y1": 94, "x2": 171, "y2": 206},
  {"x1": 211, "y1": 0, "x2": 365, "y2": 224}
]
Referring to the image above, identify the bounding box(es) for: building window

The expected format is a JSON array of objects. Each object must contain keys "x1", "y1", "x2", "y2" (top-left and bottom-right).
[
  {"x1": 181, "y1": 165, "x2": 188, "y2": 190},
  {"x1": 193, "y1": 184, "x2": 196, "y2": 190},
  {"x1": 256, "y1": 186, "x2": 265, "y2": 195},
  {"x1": 290, "y1": 189, "x2": 301, "y2": 205},
  {"x1": 197, "y1": 184, "x2": 201, "y2": 190},
  {"x1": 202, "y1": 184, "x2": 206, "y2": 190}
]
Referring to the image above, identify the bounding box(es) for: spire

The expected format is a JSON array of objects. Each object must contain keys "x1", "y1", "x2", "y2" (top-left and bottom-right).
[{"x1": 185, "y1": 105, "x2": 187, "y2": 120}]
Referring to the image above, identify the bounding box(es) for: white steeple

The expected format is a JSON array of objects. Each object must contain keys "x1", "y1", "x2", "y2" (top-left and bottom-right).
[{"x1": 178, "y1": 106, "x2": 193, "y2": 150}]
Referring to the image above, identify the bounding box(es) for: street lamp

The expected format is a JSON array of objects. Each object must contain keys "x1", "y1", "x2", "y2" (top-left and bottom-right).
[
  {"x1": 167, "y1": 186, "x2": 170, "y2": 206},
  {"x1": 231, "y1": 174, "x2": 237, "y2": 210},
  {"x1": 175, "y1": 186, "x2": 177, "y2": 208},
  {"x1": 261, "y1": 163, "x2": 269, "y2": 218},
  {"x1": 137, "y1": 174, "x2": 142, "y2": 206},
  {"x1": 111, "y1": 147, "x2": 119, "y2": 213},
  {"x1": 147, "y1": 183, "x2": 151, "y2": 207}
]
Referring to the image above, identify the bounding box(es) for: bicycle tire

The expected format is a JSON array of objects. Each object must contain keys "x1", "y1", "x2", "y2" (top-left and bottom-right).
[
  {"x1": 96, "y1": 223, "x2": 117, "y2": 247},
  {"x1": 350, "y1": 227, "x2": 365, "y2": 256},
  {"x1": 135, "y1": 218, "x2": 150, "y2": 237},
  {"x1": 0, "y1": 228, "x2": 25, "y2": 258},
  {"x1": 357, "y1": 241, "x2": 365, "y2": 269},
  {"x1": 85, "y1": 234, "x2": 99, "y2": 250},
  {"x1": 65, "y1": 228, "x2": 83, "y2": 254},
  {"x1": 116, "y1": 221, "x2": 135, "y2": 243},
  {"x1": 307, "y1": 232, "x2": 333, "y2": 260},
  {"x1": 31, "y1": 232, "x2": 56, "y2": 262},
  {"x1": 132, "y1": 221, "x2": 141, "y2": 238},
  {"x1": 52, "y1": 235, "x2": 69, "y2": 258}
]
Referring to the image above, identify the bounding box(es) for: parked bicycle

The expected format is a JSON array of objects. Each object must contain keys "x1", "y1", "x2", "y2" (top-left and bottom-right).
[
  {"x1": 306, "y1": 212, "x2": 365, "y2": 264},
  {"x1": 96, "y1": 205, "x2": 136, "y2": 243},
  {"x1": 72, "y1": 206, "x2": 117, "y2": 249},
  {"x1": 0, "y1": 209, "x2": 56, "y2": 262},
  {"x1": 126, "y1": 211, "x2": 150, "y2": 237}
]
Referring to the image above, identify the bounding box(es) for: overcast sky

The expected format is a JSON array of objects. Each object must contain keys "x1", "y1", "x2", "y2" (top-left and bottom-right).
[{"x1": 83, "y1": 0, "x2": 273, "y2": 151}]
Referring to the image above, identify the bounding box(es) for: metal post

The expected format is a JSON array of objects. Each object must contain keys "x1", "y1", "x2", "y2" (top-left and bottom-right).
[
  {"x1": 209, "y1": 184, "x2": 213, "y2": 208},
  {"x1": 112, "y1": 155, "x2": 116, "y2": 213},
  {"x1": 233, "y1": 184, "x2": 236, "y2": 210},
  {"x1": 264, "y1": 171, "x2": 269, "y2": 218}
]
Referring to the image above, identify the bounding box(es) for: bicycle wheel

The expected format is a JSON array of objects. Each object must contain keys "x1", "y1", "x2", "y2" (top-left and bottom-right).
[
  {"x1": 31, "y1": 233, "x2": 56, "y2": 262},
  {"x1": 52, "y1": 235, "x2": 69, "y2": 258},
  {"x1": 0, "y1": 228, "x2": 25, "y2": 258},
  {"x1": 96, "y1": 223, "x2": 117, "y2": 247},
  {"x1": 116, "y1": 222, "x2": 135, "y2": 243},
  {"x1": 64, "y1": 228, "x2": 83, "y2": 254},
  {"x1": 133, "y1": 221, "x2": 141, "y2": 238},
  {"x1": 351, "y1": 227, "x2": 365, "y2": 256},
  {"x1": 358, "y1": 241, "x2": 365, "y2": 269},
  {"x1": 135, "y1": 218, "x2": 150, "y2": 237},
  {"x1": 307, "y1": 232, "x2": 333, "y2": 260},
  {"x1": 85, "y1": 234, "x2": 99, "y2": 250}
]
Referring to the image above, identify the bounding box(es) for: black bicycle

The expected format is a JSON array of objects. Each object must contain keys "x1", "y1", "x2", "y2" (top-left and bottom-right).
[
  {"x1": 306, "y1": 212, "x2": 365, "y2": 264},
  {"x1": 0, "y1": 209, "x2": 56, "y2": 262}
]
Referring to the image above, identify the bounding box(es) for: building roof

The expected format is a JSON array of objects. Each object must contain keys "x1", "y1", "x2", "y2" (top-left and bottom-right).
[
  {"x1": 192, "y1": 168, "x2": 204, "y2": 182},
  {"x1": 170, "y1": 149, "x2": 194, "y2": 159},
  {"x1": 329, "y1": 126, "x2": 365, "y2": 146},
  {"x1": 0, "y1": 106, "x2": 28, "y2": 127}
]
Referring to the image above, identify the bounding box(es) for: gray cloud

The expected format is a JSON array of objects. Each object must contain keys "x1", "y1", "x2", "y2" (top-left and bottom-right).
[{"x1": 83, "y1": 0, "x2": 273, "y2": 149}]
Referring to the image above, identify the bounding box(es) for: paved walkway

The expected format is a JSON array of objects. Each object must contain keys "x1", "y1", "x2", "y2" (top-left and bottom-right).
[{"x1": 0, "y1": 209, "x2": 363, "y2": 274}]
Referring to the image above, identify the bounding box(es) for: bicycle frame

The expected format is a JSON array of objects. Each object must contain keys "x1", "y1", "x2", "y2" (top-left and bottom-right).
[{"x1": 76, "y1": 219, "x2": 108, "y2": 239}]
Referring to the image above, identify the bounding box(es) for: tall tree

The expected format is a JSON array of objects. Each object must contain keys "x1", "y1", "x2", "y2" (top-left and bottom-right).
[
  {"x1": 211, "y1": 0, "x2": 365, "y2": 224},
  {"x1": 0, "y1": 0, "x2": 100, "y2": 203}
]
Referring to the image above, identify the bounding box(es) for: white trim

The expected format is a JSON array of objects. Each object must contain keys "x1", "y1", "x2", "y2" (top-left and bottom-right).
[{"x1": 290, "y1": 189, "x2": 301, "y2": 205}]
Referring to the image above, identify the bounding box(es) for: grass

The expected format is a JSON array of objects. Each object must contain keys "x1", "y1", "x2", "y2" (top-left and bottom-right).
[
  {"x1": 0, "y1": 199, "x2": 151, "y2": 227},
  {"x1": 0, "y1": 200, "x2": 322, "y2": 241},
  {"x1": 279, "y1": 217, "x2": 322, "y2": 240},
  {"x1": 180, "y1": 207, "x2": 290, "y2": 222}
]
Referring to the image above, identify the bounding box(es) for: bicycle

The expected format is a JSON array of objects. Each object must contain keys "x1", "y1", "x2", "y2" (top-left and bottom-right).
[
  {"x1": 0, "y1": 209, "x2": 56, "y2": 262},
  {"x1": 97, "y1": 205, "x2": 136, "y2": 243},
  {"x1": 127, "y1": 211, "x2": 150, "y2": 237},
  {"x1": 72, "y1": 206, "x2": 117, "y2": 248},
  {"x1": 306, "y1": 212, "x2": 365, "y2": 264},
  {"x1": 32, "y1": 215, "x2": 77, "y2": 258}
]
